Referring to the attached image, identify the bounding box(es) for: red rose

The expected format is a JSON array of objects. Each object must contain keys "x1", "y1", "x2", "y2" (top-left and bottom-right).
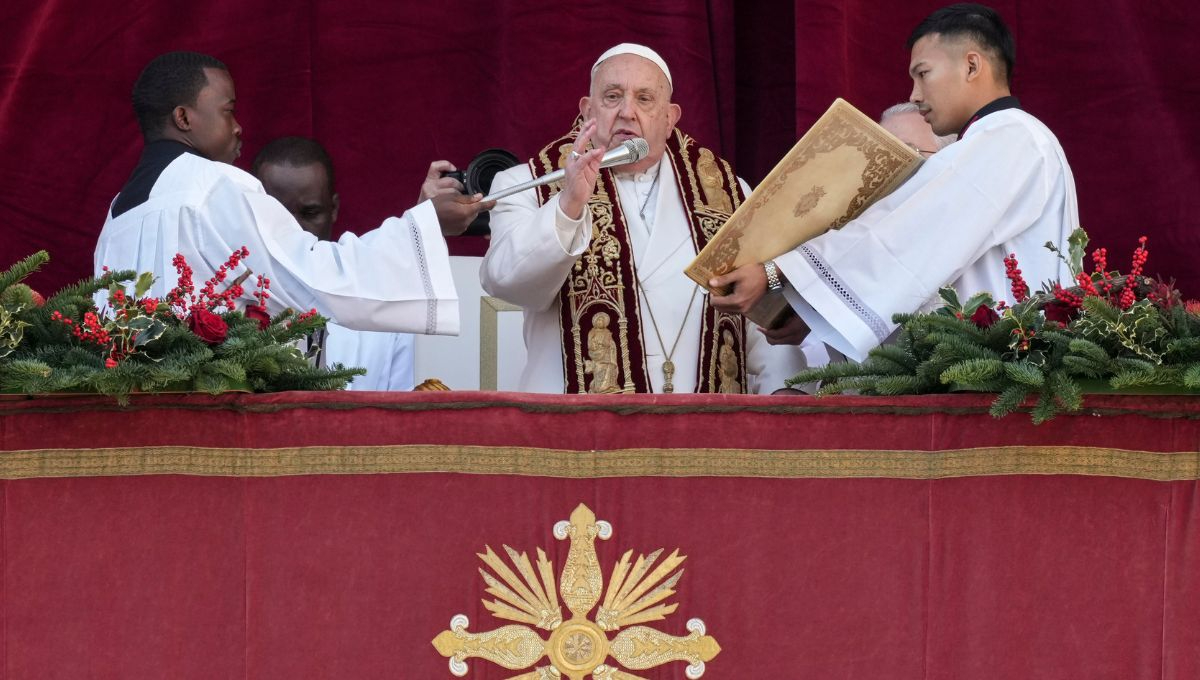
[
  {"x1": 243, "y1": 304, "x2": 271, "y2": 330},
  {"x1": 1042, "y1": 301, "x2": 1078, "y2": 325},
  {"x1": 969, "y1": 305, "x2": 999, "y2": 328},
  {"x1": 188, "y1": 308, "x2": 228, "y2": 344}
]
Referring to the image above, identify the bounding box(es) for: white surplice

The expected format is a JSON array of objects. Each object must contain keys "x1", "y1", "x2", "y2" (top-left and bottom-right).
[
  {"x1": 95, "y1": 152, "x2": 458, "y2": 335},
  {"x1": 481, "y1": 155, "x2": 818, "y2": 394},
  {"x1": 324, "y1": 323, "x2": 415, "y2": 391},
  {"x1": 775, "y1": 107, "x2": 1079, "y2": 361}
]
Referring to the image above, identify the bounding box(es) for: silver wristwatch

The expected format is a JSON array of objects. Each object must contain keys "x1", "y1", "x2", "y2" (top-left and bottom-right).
[{"x1": 763, "y1": 260, "x2": 784, "y2": 292}]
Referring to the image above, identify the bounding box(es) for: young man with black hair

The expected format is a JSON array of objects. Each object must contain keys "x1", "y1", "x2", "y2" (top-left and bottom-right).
[
  {"x1": 711, "y1": 3, "x2": 1079, "y2": 361},
  {"x1": 254, "y1": 136, "x2": 415, "y2": 390},
  {"x1": 96, "y1": 51, "x2": 491, "y2": 336}
]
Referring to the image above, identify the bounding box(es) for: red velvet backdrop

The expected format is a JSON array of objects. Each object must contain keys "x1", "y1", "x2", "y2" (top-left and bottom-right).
[
  {"x1": 0, "y1": 391, "x2": 1198, "y2": 678},
  {"x1": 2, "y1": 1, "x2": 1199, "y2": 294}
]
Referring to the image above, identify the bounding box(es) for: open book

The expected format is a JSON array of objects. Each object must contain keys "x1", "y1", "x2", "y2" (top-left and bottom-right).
[{"x1": 686, "y1": 98, "x2": 923, "y2": 327}]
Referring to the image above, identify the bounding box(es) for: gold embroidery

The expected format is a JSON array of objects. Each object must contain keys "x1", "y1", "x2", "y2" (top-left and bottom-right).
[
  {"x1": 717, "y1": 330, "x2": 741, "y2": 394},
  {"x1": 432, "y1": 504, "x2": 720, "y2": 679},
  {"x1": 697, "y1": 148, "x2": 733, "y2": 213},
  {"x1": 561, "y1": 172, "x2": 638, "y2": 394},
  {"x1": 556, "y1": 143, "x2": 574, "y2": 170},
  {"x1": 585, "y1": 312, "x2": 620, "y2": 394},
  {"x1": 537, "y1": 126, "x2": 747, "y2": 393},
  {"x1": 0, "y1": 444, "x2": 1195, "y2": 480}
]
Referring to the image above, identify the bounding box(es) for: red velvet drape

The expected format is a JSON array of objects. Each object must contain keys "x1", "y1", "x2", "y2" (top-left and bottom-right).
[{"x1": 1, "y1": 2, "x2": 1197, "y2": 295}]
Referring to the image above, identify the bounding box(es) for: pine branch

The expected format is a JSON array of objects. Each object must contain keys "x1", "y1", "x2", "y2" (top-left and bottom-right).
[
  {"x1": 45, "y1": 270, "x2": 136, "y2": 309},
  {"x1": 815, "y1": 375, "x2": 886, "y2": 396},
  {"x1": 1184, "y1": 363, "x2": 1200, "y2": 389},
  {"x1": 989, "y1": 384, "x2": 1031, "y2": 418},
  {"x1": 866, "y1": 344, "x2": 918, "y2": 372},
  {"x1": 1030, "y1": 391, "x2": 1060, "y2": 425},
  {"x1": 939, "y1": 358, "x2": 1004, "y2": 386},
  {"x1": 1003, "y1": 361, "x2": 1046, "y2": 387},
  {"x1": 1047, "y1": 371, "x2": 1083, "y2": 412},
  {"x1": 872, "y1": 375, "x2": 929, "y2": 395},
  {"x1": 1165, "y1": 337, "x2": 1200, "y2": 362},
  {"x1": 1062, "y1": 355, "x2": 1108, "y2": 378},
  {"x1": 0, "y1": 251, "x2": 49, "y2": 294}
]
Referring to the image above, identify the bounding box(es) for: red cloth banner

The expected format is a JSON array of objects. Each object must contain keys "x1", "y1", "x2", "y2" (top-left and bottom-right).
[{"x1": 0, "y1": 391, "x2": 1196, "y2": 678}]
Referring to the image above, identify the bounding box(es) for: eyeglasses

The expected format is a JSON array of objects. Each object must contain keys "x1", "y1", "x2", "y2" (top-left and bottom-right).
[{"x1": 904, "y1": 143, "x2": 938, "y2": 158}]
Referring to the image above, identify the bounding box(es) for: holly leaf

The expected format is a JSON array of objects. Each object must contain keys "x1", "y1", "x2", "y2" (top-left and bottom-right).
[
  {"x1": 1067, "y1": 228, "x2": 1089, "y2": 278},
  {"x1": 938, "y1": 286, "x2": 961, "y2": 310},
  {"x1": 961, "y1": 292, "x2": 995, "y2": 315},
  {"x1": 127, "y1": 316, "x2": 153, "y2": 332},
  {"x1": 134, "y1": 272, "x2": 155, "y2": 299}
]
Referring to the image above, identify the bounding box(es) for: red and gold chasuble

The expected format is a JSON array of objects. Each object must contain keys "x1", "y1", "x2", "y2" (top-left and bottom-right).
[{"x1": 530, "y1": 126, "x2": 748, "y2": 394}]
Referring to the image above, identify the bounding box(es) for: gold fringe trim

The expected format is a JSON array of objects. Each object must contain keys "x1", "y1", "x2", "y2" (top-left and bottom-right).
[{"x1": 0, "y1": 445, "x2": 1196, "y2": 481}]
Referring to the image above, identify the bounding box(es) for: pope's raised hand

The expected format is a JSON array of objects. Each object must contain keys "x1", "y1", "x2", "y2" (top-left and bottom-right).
[{"x1": 558, "y1": 119, "x2": 605, "y2": 221}]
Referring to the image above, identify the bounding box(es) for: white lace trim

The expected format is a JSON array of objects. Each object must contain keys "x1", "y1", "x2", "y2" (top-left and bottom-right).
[
  {"x1": 406, "y1": 212, "x2": 437, "y2": 334},
  {"x1": 799, "y1": 245, "x2": 890, "y2": 342}
]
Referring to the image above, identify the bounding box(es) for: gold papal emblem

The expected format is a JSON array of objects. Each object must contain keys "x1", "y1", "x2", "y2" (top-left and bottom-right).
[{"x1": 432, "y1": 504, "x2": 721, "y2": 679}]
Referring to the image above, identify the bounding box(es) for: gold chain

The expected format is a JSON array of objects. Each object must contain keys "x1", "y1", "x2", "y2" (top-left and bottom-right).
[
  {"x1": 634, "y1": 274, "x2": 698, "y2": 394},
  {"x1": 627, "y1": 168, "x2": 694, "y2": 393}
]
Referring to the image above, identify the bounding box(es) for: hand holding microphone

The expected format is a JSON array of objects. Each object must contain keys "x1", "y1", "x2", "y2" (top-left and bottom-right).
[
  {"x1": 481, "y1": 120, "x2": 652, "y2": 213},
  {"x1": 558, "y1": 119, "x2": 605, "y2": 220}
]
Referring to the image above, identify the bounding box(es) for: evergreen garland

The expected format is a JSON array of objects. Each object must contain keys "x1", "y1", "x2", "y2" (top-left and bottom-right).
[
  {"x1": 787, "y1": 230, "x2": 1200, "y2": 423},
  {"x1": 0, "y1": 250, "x2": 364, "y2": 402}
]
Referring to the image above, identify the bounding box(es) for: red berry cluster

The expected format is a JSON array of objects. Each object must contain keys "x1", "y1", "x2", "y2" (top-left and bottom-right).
[
  {"x1": 168, "y1": 247, "x2": 250, "y2": 315},
  {"x1": 253, "y1": 274, "x2": 272, "y2": 307},
  {"x1": 296, "y1": 308, "x2": 318, "y2": 323},
  {"x1": 1004, "y1": 254, "x2": 1029, "y2": 303},
  {"x1": 198, "y1": 247, "x2": 250, "y2": 313},
  {"x1": 168, "y1": 254, "x2": 194, "y2": 309},
  {"x1": 1119, "y1": 236, "x2": 1149, "y2": 310},
  {"x1": 1090, "y1": 247, "x2": 1116, "y2": 299},
  {"x1": 52, "y1": 310, "x2": 110, "y2": 347},
  {"x1": 1052, "y1": 283, "x2": 1083, "y2": 309},
  {"x1": 1075, "y1": 272, "x2": 1100, "y2": 297}
]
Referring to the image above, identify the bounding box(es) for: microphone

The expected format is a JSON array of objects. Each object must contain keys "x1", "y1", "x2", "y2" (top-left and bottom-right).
[{"x1": 481, "y1": 138, "x2": 651, "y2": 202}]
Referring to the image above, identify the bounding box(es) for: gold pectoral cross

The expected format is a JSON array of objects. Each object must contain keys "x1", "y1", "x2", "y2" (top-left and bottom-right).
[{"x1": 661, "y1": 359, "x2": 675, "y2": 393}]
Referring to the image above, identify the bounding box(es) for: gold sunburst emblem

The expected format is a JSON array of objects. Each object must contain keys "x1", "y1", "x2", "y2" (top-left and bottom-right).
[{"x1": 432, "y1": 503, "x2": 721, "y2": 679}]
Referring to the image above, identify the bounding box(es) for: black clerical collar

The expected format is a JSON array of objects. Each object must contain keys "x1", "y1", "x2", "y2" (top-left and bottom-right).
[
  {"x1": 111, "y1": 139, "x2": 203, "y2": 218},
  {"x1": 958, "y1": 96, "x2": 1022, "y2": 138}
]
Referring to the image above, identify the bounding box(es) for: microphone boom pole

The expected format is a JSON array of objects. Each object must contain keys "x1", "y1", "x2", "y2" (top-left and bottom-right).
[{"x1": 481, "y1": 138, "x2": 650, "y2": 202}]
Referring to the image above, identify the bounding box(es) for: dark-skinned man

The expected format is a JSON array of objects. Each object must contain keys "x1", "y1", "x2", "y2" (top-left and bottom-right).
[
  {"x1": 253, "y1": 136, "x2": 415, "y2": 390},
  {"x1": 96, "y1": 51, "x2": 492, "y2": 336}
]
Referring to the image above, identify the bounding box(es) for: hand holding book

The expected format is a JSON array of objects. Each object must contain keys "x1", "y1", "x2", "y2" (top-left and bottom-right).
[{"x1": 687, "y1": 98, "x2": 923, "y2": 327}]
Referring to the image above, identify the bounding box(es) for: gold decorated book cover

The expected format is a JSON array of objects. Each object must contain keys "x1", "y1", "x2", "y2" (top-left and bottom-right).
[{"x1": 686, "y1": 98, "x2": 923, "y2": 324}]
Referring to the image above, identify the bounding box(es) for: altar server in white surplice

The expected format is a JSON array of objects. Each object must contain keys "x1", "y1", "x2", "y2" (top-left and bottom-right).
[
  {"x1": 711, "y1": 4, "x2": 1080, "y2": 362},
  {"x1": 96, "y1": 51, "x2": 492, "y2": 336},
  {"x1": 252, "y1": 136, "x2": 414, "y2": 390},
  {"x1": 481, "y1": 44, "x2": 821, "y2": 395}
]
